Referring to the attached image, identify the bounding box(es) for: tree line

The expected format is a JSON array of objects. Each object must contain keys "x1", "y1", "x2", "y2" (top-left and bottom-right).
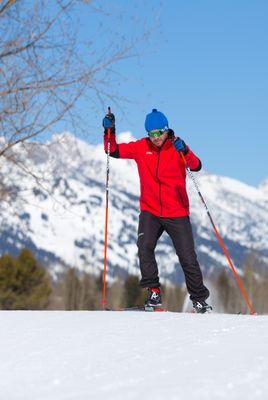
[{"x1": 0, "y1": 248, "x2": 267, "y2": 314}]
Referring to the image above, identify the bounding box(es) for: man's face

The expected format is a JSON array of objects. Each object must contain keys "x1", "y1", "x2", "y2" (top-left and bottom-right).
[{"x1": 149, "y1": 131, "x2": 168, "y2": 147}]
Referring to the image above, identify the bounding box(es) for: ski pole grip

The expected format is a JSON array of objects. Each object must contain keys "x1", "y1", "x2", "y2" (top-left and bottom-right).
[{"x1": 107, "y1": 106, "x2": 111, "y2": 140}]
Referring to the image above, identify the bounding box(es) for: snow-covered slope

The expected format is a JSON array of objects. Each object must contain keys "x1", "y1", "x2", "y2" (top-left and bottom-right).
[
  {"x1": 0, "y1": 132, "x2": 267, "y2": 282},
  {"x1": 259, "y1": 178, "x2": 268, "y2": 195},
  {"x1": 0, "y1": 311, "x2": 267, "y2": 399}
]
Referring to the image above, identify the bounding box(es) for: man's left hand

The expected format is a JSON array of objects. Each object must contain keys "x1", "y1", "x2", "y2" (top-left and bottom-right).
[{"x1": 173, "y1": 137, "x2": 188, "y2": 155}]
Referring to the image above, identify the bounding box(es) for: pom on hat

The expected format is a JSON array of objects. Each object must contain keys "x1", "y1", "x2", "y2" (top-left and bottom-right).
[{"x1": 144, "y1": 109, "x2": 169, "y2": 132}]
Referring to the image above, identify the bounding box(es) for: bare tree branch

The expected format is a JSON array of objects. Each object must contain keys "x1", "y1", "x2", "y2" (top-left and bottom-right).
[
  {"x1": 0, "y1": 0, "x2": 17, "y2": 16},
  {"x1": 0, "y1": 0, "x2": 156, "y2": 203},
  {"x1": 0, "y1": 1, "x2": 73, "y2": 59}
]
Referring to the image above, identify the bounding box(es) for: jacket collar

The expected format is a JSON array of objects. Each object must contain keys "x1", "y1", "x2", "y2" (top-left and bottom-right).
[{"x1": 146, "y1": 137, "x2": 173, "y2": 152}]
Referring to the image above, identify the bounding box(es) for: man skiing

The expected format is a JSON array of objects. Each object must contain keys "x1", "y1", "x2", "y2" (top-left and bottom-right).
[{"x1": 103, "y1": 108, "x2": 211, "y2": 313}]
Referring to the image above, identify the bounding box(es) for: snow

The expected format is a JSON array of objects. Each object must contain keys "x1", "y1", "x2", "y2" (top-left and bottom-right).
[
  {"x1": 117, "y1": 131, "x2": 137, "y2": 143},
  {"x1": 259, "y1": 179, "x2": 268, "y2": 195},
  {"x1": 0, "y1": 311, "x2": 268, "y2": 399}
]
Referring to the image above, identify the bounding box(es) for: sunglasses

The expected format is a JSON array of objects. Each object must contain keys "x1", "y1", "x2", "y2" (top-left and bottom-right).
[{"x1": 148, "y1": 129, "x2": 167, "y2": 138}]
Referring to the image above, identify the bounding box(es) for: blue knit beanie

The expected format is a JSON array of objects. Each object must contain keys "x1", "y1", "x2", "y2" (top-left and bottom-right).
[{"x1": 144, "y1": 109, "x2": 169, "y2": 132}]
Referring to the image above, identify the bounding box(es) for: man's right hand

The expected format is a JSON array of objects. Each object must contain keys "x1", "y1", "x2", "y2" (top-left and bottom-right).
[{"x1": 103, "y1": 111, "x2": 115, "y2": 133}]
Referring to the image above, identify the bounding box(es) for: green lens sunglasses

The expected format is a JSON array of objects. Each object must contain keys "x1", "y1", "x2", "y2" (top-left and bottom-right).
[{"x1": 148, "y1": 129, "x2": 166, "y2": 138}]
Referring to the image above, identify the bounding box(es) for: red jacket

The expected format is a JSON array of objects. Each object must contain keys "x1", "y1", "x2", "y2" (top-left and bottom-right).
[{"x1": 104, "y1": 134, "x2": 201, "y2": 218}]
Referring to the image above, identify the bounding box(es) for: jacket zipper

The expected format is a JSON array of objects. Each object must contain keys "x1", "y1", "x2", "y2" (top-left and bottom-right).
[{"x1": 156, "y1": 151, "x2": 163, "y2": 216}]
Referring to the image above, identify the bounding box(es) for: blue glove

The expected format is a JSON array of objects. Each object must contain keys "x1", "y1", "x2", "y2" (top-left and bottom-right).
[
  {"x1": 173, "y1": 137, "x2": 188, "y2": 155},
  {"x1": 103, "y1": 112, "x2": 115, "y2": 133}
]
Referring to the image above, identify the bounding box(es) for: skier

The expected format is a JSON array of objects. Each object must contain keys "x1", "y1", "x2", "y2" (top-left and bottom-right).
[{"x1": 103, "y1": 109, "x2": 212, "y2": 313}]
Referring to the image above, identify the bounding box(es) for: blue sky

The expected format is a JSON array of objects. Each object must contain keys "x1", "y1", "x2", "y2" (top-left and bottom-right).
[{"x1": 77, "y1": 1, "x2": 268, "y2": 187}]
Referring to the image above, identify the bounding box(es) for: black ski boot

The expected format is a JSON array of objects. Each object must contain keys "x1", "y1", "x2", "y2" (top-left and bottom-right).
[
  {"x1": 192, "y1": 300, "x2": 212, "y2": 314},
  {"x1": 145, "y1": 287, "x2": 162, "y2": 307}
]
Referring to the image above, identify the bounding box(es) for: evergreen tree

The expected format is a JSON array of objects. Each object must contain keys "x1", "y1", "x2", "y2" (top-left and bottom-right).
[
  {"x1": 213, "y1": 269, "x2": 241, "y2": 313},
  {"x1": 124, "y1": 275, "x2": 144, "y2": 307},
  {"x1": 162, "y1": 283, "x2": 184, "y2": 311},
  {"x1": 108, "y1": 280, "x2": 125, "y2": 310},
  {"x1": 79, "y1": 273, "x2": 98, "y2": 310},
  {"x1": 241, "y1": 253, "x2": 268, "y2": 314},
  {"x1": 257, "y1": 272, "x2": 268, "y2": 314},
  {"x1": 63, "y1": 268, "x2": 81, "y2": 310},
  {"x1": 47, "y1": 281, "x2": 65, "y2": 310},
  {"x1": 0, "y1": 248, "x2": 52, "y2": 310}
]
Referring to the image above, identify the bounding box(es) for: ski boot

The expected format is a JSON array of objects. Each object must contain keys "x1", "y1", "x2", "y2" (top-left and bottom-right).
[
  {"x1": 192, "y1": 300, "x2": 212, "y2": 314},
  {"x1": 145, "y1": 287, "x2": 162, "y2": 308}
]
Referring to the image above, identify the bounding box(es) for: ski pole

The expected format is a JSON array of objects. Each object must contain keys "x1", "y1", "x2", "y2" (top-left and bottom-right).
[
  {"x1": 102, "y1": 107, "x2": 112, "y2": 308},
  {"x1": 180, "y1": 152, "x2": 256, "y2": 315}
]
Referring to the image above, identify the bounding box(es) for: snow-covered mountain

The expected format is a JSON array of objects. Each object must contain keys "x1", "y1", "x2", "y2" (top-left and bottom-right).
[
  {"x1": 259, "y1": 178, "x2": 268, "y2": 195},
  {"x1": 0, "y1": 132, "x2": 267, "y2": 283}
]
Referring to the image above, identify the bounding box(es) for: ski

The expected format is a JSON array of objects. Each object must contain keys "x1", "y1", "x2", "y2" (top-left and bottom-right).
[
  {"x1": 104, "y1": 306, "x2": 213, "y2": 314},
  {"x1": 120, "y1": 305, "x2": 167, "y2": 312},
  {"x1": 102, "y1": 306, "x2": 168, "y2": 312}
]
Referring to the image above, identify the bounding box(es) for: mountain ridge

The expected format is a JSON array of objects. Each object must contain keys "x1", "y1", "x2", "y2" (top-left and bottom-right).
[{"x1": 0, "y1": 132, "x2": 267, "y2": 283}]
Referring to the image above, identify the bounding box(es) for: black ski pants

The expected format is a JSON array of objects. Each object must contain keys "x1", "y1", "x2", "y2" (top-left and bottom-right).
[{"x1": 137, "y1": 211, "x2": 209, "y2": 302}]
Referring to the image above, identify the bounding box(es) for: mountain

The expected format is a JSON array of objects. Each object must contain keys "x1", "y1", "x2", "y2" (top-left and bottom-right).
[
  {"x1": 259, "y1": 178, "x2": 268, "y2": 195},
  {"x1": 0, "y1": 132, "x2": 267, "y2": 283}
]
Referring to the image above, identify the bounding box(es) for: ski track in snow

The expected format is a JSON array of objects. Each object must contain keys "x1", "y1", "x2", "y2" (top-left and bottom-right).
[{"x1": 0, "y1": 312, "x2": 268, "y2": 400}]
